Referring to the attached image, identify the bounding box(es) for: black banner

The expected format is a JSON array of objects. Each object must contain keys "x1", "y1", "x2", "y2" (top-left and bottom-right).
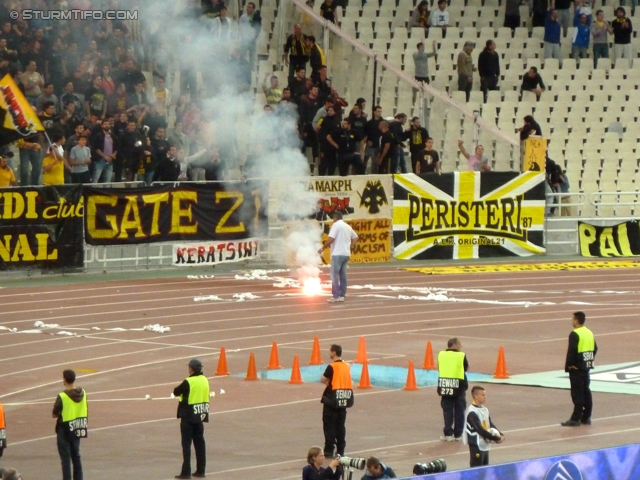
[
  {"x1": 579, "y1": 221, "x2": 640, "y2": 257},
  {"x1": 83, "y1": 182, "x2": 268, "y2": 245},
  {"x1": 0, "y1": 185, "x2": 84, "y2": 270}
]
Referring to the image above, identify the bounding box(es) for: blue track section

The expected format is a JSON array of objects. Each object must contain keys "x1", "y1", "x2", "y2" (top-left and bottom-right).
[{"x1": 234, "y1": 364, "x2": 491, "y2": 388}]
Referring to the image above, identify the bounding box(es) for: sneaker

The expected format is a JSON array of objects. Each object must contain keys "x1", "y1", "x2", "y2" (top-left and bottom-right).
[
  {"x1": 337, "y1": 296, "x2": 345, "y2": 302},
  {"x1": 439, "y1": 435, "x2": 455, "y2": 442},
  {"x1": 175, "y1": 475, "x2": 192, "y2": 479},
  {"x1": 580, "y1": 418, "x2": 591, "y2": 425},
  {"x1": 327, "y1": 297, "x2": 339, "y2": 303},
  {"x1": 454, "y1": 436, "x2": 463, "y2": 442},
  {"x1": 193, "y1": 474, "x2": 206, "y2": 478},
  {"x1": 560, "y1": 420, "x2": 581, "y2": 427}
]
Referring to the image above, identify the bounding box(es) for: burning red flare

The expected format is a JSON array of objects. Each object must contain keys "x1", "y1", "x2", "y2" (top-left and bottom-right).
[{"x1": 302, "y1": 276, "x2": 322, "y2": 296}]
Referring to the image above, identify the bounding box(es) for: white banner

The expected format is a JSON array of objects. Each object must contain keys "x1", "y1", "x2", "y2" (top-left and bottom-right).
[
  {"x1": 269, "y1": 175, "x2": 393, "y2": 222},
  {"x1": 172, "y1": 239, "x2": 260, "y2": 266}
]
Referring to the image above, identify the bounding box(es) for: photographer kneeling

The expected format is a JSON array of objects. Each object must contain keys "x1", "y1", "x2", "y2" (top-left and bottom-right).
[
  {"x1": 362, "y1": 456, "x2": 397, "y2": 480},
  {"x1": 303, "y1": 446, "x2": 343, "y2": 480}
]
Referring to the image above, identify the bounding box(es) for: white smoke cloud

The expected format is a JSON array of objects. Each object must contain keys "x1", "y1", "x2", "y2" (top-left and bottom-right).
[{"x1": 138, "y1": 0, "x2": 323, "y2": 272}]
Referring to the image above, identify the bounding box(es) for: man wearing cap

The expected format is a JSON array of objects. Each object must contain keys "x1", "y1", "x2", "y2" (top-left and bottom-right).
[
  {"x1": 457, "y1": 42, "x2": 476, "y2": 102},
  {"x1": 318, "y1": 211, "x2": 359, "y2": 303},
  {"x1": 173, "y1": 359, "x2": 211, "y2": 479}
]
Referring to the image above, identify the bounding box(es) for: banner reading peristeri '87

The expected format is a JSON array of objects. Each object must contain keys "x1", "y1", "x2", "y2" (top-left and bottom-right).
[{"x1": 393, "y1": 172, "x2": 546, "y2": 260}]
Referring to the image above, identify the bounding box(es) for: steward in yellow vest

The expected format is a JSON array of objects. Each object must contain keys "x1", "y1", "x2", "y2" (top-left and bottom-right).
[
  {"x1": 173, "y1": 358, "x2": 211, "y2": 479},
  {"x1": 437, "y1": 338, "x2": 469, "y2": 441},
  {"x1": 562, "y1": 311, "x2": 598, "y2": 427},
  {"x1": 52, "y1": 369, "x2": 87, "y2": 480}
]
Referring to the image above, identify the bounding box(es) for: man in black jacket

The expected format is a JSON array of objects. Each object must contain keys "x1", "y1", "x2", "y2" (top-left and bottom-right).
[
  {"x1": 153, "y1": 145, "x2": 180, "y2": 182},
  {"x1": 90, "y1": 119, "x2": 118, "y2": 183},
  {"x1": 326, "y1": 118, "x2": 365, "y2": 176},
  {"x1": 478, "y1": 40, "x2": 500, "y2": 102}
]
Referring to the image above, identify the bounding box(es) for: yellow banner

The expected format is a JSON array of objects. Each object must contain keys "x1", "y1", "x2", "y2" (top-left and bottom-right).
[
  {"x1": 0, "y1": 74, "x2": 45, "y2": 140},
  {"x1": 321, "y1": 218, "x2": 392, "y2": 264},
  {"x1": 405, "y1": 260, "x2": 640, "y2": 275},
  {"x1": 522, "y1": 137, "x2": 546, "y2": 172}
]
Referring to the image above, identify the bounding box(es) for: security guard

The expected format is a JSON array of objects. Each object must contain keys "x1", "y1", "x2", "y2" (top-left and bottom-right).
[
  {"x1": 320, "y1": 344, "x2": 354, "y2": 458},
  {"x1": 562, "y1": 311, "x2": 597, "y2": 427},
  {"x1": 52, "y1": 369, "x2": 87, "y2": 480},
  {"x1": 173, "y1": 358, "x2": 211, "y2": 479},
  {"x1": 0, "y1": 401, "x2": 6, "y2": 457},
  {"x1": 437, "y1": 338, "x2": 469, "y2": 441}
]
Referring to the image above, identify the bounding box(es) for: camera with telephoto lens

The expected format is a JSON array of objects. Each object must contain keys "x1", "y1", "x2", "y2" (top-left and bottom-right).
[
  {"x1": 413, "y1": 458, "x2": 447, "y2": 475},
  {"x1": 337, "y1": 456, "x2": 366, "y2": 470}
]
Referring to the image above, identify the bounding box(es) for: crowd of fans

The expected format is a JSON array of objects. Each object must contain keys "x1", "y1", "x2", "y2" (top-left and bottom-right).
[{"x1": 0, "y1": 0, "x2": 457, "y2": 189}]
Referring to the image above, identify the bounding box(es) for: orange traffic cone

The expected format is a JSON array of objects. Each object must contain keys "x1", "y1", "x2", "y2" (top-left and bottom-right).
[
  {"x1": 422, "y1": 341, "x2": 436, "y2": 370},
  {"x1": 354, "y1": 336, "x2": 368, "y2": 364},
  {"x1": 266, "y1": 342, "x2": 282, "y2": 369},
  {"x1": 357, "y1": 360, "x2": 373, "y2": 389},
  {"x1": 493, "y1": 346, "x2": 510, "y2": 379},
  {"x1": 404, "y1": 361, "x2": 420, "y2": 390},
  {"x1": 245, "y1": 352, "x2": 259, "y2": 381},
  {"x1": 309, "y1": 336, "x2": 323, "y2": 365},
  {"x1": 215, "y1": 347, "x2": 230, "y2": 376},
  {"x1": 288, "y1": 355, "x2": 304, "y2": 384}
]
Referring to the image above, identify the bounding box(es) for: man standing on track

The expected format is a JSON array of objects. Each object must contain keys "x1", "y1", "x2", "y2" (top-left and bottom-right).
[
  {"x1": 52, "y1": 369, "x2": 87, "y2": 480},
  {"x1": 320, "y1": 344, "x2": 354, "y2": 458},
  {"x1": 437, "y1": 338, "x2": 468, "y2": 442},
  {"x1": 173, "y1": 358, "x2": 211, "y2": 479},
  {"x1": 318, "y1": 211, "x2": 359, "y2": 303},
  {"x1": 562, "y1": 311, "x2": 597, "y2": 427}
]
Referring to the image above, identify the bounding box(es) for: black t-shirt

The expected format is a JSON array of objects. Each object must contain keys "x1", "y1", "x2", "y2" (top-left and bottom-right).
[
  {"x1": 320, "y1": 2, "x2": 336, "y2": 22},
  {"x1": 86, "y1": 86, "x2": 106, "y2": 114},
  {"x1": 364, "y1": 118, "x2": 382, "y2": 146},
  {"x1": 347, "y1": 113, "x2": 366, "y2": 141},
  {"x1": 418, "y1": 149, "x2": 440, "y2": 173},
  {"x1": 378, "y1": 131, "x2": 397, "y2": 173}
]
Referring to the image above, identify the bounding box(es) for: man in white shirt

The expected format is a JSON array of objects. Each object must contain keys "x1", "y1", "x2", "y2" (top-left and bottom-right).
[
  {"x1": 318, "y1": 211, "x2": 359, "y2": 303},
  {"x1": 430, "y1": 0, "x2": 450, "y2": 30}
]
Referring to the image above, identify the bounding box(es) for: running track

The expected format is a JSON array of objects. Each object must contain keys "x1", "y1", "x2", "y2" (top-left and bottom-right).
[{"x1": 1, "y1": 263, "x2": 639, "y2": 479}]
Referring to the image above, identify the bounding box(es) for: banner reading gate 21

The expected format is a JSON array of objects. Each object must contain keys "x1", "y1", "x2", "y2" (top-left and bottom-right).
[{"x1": 392, "y1": 172, "x2": 546, "y2": 260}]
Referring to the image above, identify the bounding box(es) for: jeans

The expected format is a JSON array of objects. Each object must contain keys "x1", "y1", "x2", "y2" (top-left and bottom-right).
[
  {"x1": 557, "y1": 8, "x2": 570, "y2": 36},
  {"x1": 481, "y1": 75, "x2": 499, "y2": 102},
  {"x1": 458, "y1": 74, "x2": 472, "y2": 102},
  {"x1": 330, "y1": 255, "x2": 350, "y2": 299},
  {"x1": 71, "y1": 171, "x2": 91, "y2": 184},
  {"x1": 441, "y1": 394, "x2": 467, "y2": 438},
  {"x1": 180, "y1": 419, "x2": 206, "y2": 476},
  {"x1": 593, "y1": 43, "x2": 609, "y2": 68},
  {"x1": 19, "y1": 148, "x2": 42, "y2": 185},
  {"x1": 92, "y1": 159, "x2": 113, "y2": 183},
  {"x1": 365, "y1": 146, "x2": 379, "y2": 174},
  {"x1": 391, "y1": 149, "x2": 408, "y2": 173},
  {"x1": 142, "y1": 171, "x2": 155, "y2": 186},
  {"x1": 571, "y1": 45, "x2": 588, "y2": 60},
  {"x1": 621, "y1": 0, "x2": 637, "y2": 16},
  {"x1": 57, "y1": 428, "x2": 83, "y2": 480},
  {"x1": 614, "y1": 43, "x2": 633, "y2": 67},
  {"x1": 544, "y1": 42, "x2": 561, "y2": 62},
  {"x1": 338, "y1": 153, "x2": 365, "y2": 176}
]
